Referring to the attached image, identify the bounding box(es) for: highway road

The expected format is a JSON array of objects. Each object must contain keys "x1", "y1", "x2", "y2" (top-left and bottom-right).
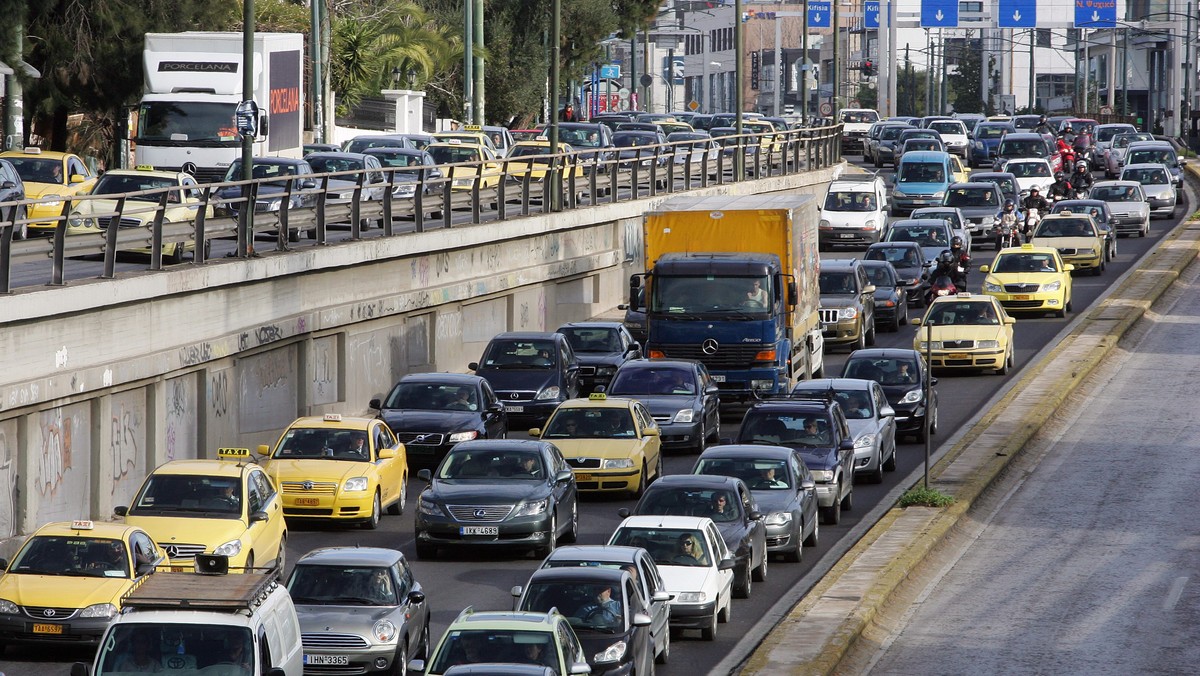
[{"x1": 1, "y1": 157, "x2": 1189, "y2": 675}]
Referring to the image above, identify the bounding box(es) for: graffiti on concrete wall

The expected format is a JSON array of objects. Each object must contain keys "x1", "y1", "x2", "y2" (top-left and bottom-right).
[
  {"x1": 165, "y1": 374, "x2": 198, "y2": 463},
  {"x1": 109, "y1": 390, "x2": 146, "y2": 505},
  {"x1": 0, "y1": 419, "x2": 18, "y2": 539},
  {"x1": 310, "y1": 336, "x2": 339, "y2": 406},
  {"x1": 239, "y1": 346, "x2": 298, "y2": 434},
  {"x1": 30, "y1": 403, "x2": 90, "y2": 526}
]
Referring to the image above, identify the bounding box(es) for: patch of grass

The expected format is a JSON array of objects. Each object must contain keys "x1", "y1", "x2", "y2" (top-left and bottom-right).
[{"x1": 899, "y1": 485, "x2": 955, "y2": 508}]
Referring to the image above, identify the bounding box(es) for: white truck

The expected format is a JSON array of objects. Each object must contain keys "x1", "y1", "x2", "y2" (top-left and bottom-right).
[{"x1": 134, "y1": 32, "x2": 305, "y2": 184}]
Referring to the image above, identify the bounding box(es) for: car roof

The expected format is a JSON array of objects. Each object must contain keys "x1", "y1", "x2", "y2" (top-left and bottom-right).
[
  {"x1": 557, "y1": 321, "x2": 624, "y2": 330},
  {"x1": 398, "y1": 372, "x2": 486, "y2": 385},
  {"x1": 544, "y1": 545, "x2": 644, "y2": 565},
  {"x1": 793, "y1": 378, "x2": 877, "y2": 392},
  {"x1": 102, "y1": 168, "x2": 186, "y2": 181},
  {"x1": 746, "y1": 399, "x2": 832, "y2": 413},
  {"x1": 617, "y1": 359, "x2": 700, "y2": 371},
  {"x1": 890, "y1": 218, "x2": 951, "y2": 228},
  {"x1": 305, "y1": 152, "x2": 372, "y2": 160},
  {"x1": 1122, "y1": 163, "x2": 1171, "y2": 172},
  {"x1": 492, "y1": 331, "x2": 562, "y2": 341},
  {"x1": 899, "y1": 150, "x2": 951, "y2": 161},
  {"x1": 1052, "y1": 199, "x2": 1106, "y2": 209},
  {"x1": 947, "y1": 181, "x2": 1000, "y2": 190},
  {"x1": 295, "y1": 546, "x2": 405, "y2": 568},
  {"x1": 820, "y1": 258, "x2": 861, "y2": 270},
  {"x1": 858, "y1": 259, "x2": 896, "y2": 270},
  {"x1": 363, "y1": 147, "x2": 424, "y2": 155},
  {"x1": 1093, "y1": 180, "x2": 1141, "y2": 188},
  {"x1": 845, "y1": 348, "x2": 925, "y2": 360},
  {"x1": 32, "y1": 520, "x2": 144, "y2": 539},
  {"x1": 618, "y1": 514, "x2": 715, "y2": 529},
  {"x1": 447, "y1": 608, "x2": 565, "y2": 630},
  {"x1": 996, "y1": 245, "x2": 1060, "y2": 256},
  {"x1": 148, "y1": 458, "x2": 255, "y2": 477},
  {"x1": 867, "y1": 240, "x2": 921, "y2": 249},
  {"x1": 442, "y1": 664, "x2": 556, "y2": 676},
  {"x1": 697, "y1": 444, "x2": 797, "y2": 461},
  {"x1": 555, "y1": 396, "x2": 639, "y2": 410},
  {"x1": 451, "y1": 439, "x2": 552, "y2": 453},
  {"x1": 648, "y1": 474, "x2": 743, "y2": 490},
  {"x1": 1001, "y1": 132, "x2": 1046, "y2": 140},
  {"x1": 525, "y1": 566, "x2": 629, "y2": 585}
]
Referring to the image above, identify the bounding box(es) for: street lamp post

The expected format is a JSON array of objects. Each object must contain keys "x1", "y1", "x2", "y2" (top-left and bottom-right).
[
  {"x1": 735, "y1": 0, "x2": 745, "y2": 180},
  {"x1": 923, "y1": 318, "x2": 933, "y2": 488},
  {"x1": 238, "y1": 0, "x2": 255, "y2": 258}
]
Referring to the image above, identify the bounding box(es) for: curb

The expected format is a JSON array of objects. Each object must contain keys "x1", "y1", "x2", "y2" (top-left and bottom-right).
[{"x1": 738, "y1": 165, "x2": 1200, "y2": 675}]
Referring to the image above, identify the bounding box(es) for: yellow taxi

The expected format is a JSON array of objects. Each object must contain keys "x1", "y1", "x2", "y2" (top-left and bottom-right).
[
  {"x1": 743, "y1": 119, "x2": 783, "y2": 153},
  {"x1": 529, "y1": 393, "x2": 662, "y2": 496},
  {"x1": 115, "y1": 448, "x2": 288, "y2": 574},
  {"x1": 912, "y1": 293, "x2": 1016, "y2": 375},
  {"x1": 505, "y1": 139, "x2": 586, "y2": 182},
  {"x1": 258, "y1": 413, "x2": 408, "y2": 529},
  {"x1": 658, "y1": 120, "x2": 694, "y2": 136},
  {"x1": 979, "y1": 244, "x2": 1075, "y2": 318},
  {"x1": 433, "y1": 125, "x2": 499, "y2": 155},
  {"x1": 66, "y1": 167, "x2": 212, "y2": 263},
  {"x1": 426, "y1": 139, "x2": 503, "y2": 190},
  {"x1": 0, "y1": 147, "x2": 97, "y2": 234},
  {"x1": 1030, "y1": 211, "x2": 1106, "y2": 275},
  {"x1": 949, "y1": 154, "x2": 969, "y2": 183},
  {"x1": 0, "y1": 520, "x2": 165, "y2": 647}
]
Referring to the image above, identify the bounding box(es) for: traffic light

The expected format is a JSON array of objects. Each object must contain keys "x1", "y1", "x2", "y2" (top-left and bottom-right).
[{"x1": 861, "y1": 60, "x2": 876, "y2": 77}]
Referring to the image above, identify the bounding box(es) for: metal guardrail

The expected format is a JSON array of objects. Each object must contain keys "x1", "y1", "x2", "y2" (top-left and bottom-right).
[{"x1": 0, "y1": 125, "x2": 843, "y2": 294}]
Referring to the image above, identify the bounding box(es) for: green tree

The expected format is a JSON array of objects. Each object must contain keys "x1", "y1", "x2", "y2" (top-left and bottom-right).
[{"x1": 950, "y1": 38, "x2": 984, "y2": 114}]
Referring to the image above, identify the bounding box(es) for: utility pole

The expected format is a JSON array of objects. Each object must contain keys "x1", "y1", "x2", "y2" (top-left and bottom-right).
[
  {"x1": 549, "y1": 0, "x2": 561, "y2": 210},
  {"x1": 1028, "y1": 28, "x2": 1035, "y2": 112},
  {"x1": 939, "y1": 28, "x2": 948, "y2": 113},
  {"x1": 832, "y1": 0, "x2": 840, "y2": 117},
  {"x1": 925, "y1": 30, "x2": 932, "y2": 115},
  {"x1": 735, "y1": 0, "x2": 745, "y2": 179},
  {"x1": 888, "y1": 0, "x2": 897, "y2": 116},
  {"x1": 473, "y1": 0, "x2": 484, "y2": 125},
  {"x1": 630, "y1": 34, "x2": 638, "y2": 111},
  {"x1": 309, "y1": 0, "x2": 323, "y2": 143},
  {"x1": 463, "y1": 2, "x2": 473, "y2": 124},
  {"x1": 238, "y1": 0, "x2": 255, "y2": 258},
  {"x1": 801, "y1": 0, "x2": 809, "y2": 119}
]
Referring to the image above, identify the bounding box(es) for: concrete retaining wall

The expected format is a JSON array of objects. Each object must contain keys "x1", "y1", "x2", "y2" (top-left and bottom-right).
[{"x1": 0, "y1": 164, "x2": 842, "y2": 551}]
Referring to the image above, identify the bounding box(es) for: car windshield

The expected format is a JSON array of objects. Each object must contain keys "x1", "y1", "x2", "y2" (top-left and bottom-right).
[
  {"x1": 998, "y1": 139, "x2": 1047, "y2": 157},
  {"x1": 1007, "y1": 162, "x2": 1050, "y2": 177},
  {"x1": 136, "y1": 100, "x2": 239, "y2": 144},
  {"x1": 480, "y1": 339, "x2": 558, "y2": 369},
  {"x1": 129, "y1": 475, "x2": 242, "y2": 517},
  {"x1": 1124, "y1": 167, "x2": 1169, "y2": 184},
  {"x1": 521, "y1": 581, "x2": 627, "y2": 632},
  {"x1": 1096, "y1": 126, "x2": 1133, "y2": 142},
  {"x1": 429, "y1": 629, "x2": 558, "y2": 674},
  {"x1": 819, "y1": 271, "x2": 857, "y2": 295},
  {"x1": 880, "y1": 126, "x2": 906, "y2": 140},
  {"x1": 945, "y1": 187, "x2": 998, "y2": 207},
  {"x1": 904, "y1": 140, "x2": 941, "y2": 152},
  {"x1": 1112, "y1": 133, "x2": 1154, "y2": 149},
  {"x1": 95, "y1": 624, "x2": 253, "y2": 676},
  {"x1": 843, "y1": 357, "x2": 921, "y2": 385},
  {"x1": 271, "y1": 428, "x2": 372, "y2": 461},
  {"x1": 976, "y1": 126, "x2": 1008, "y2": 139},
  {"x1": 926, "y1": 301, "x2": 1000, "y2": 325},
  {"x1": 5, "y1": 156, "x2": 66, "y2": 184},
  {"x1": 930, "y1": 121, "x2": 964, "y2": 134},
  {"x1": 369, "y1": 153, "x2": 423, "y2": 168},
  {"x1": 993, "y1": 253, "x2": 1059, "y2": 273},
  {"x1": 558, "y1": 327, "x2": 621, "y2": 353},
  {"x1": 1035, "y1": 218, "x2": 1095, "y2": 237},
  {"x1": 427, "y1": 145, "x2": 486, "y2": 165},
  {"x1": 609, "y1": 367, "x2": 696, "y2": 396},
  {"x1": 649, "y1": 274, "x2": 772, "y2": 314},
  {"x1": 897, "y1": 161, "x2": 945, "y2": 183},
  {"x1": 543, "y1": 408, "x2": 637, "y2": 439},
  {"x1": 1127, "y1": 149, "x2": 1176, "y2": 167},
  {"x1": 865, "y1": 246, "x2": 921, "y2": 267},
  {"x1": 614, "y1": 133, "x2": 658, "y2": 147},
  {"x1": 287, "y1": 565, "x2": 398, "y2": 605},
  {"x1": 508, "y1": 144, "x2": 560, "y2": 162},
  {"x1": 383, "y1": 381, "x2": 479, "y2": 412},
  {"x1": 824, "y1": 190, "x2": 877, "y2": 212},
  {"x1": 344, "y1": 137, "x2": 407, "y2": 153},
  {"x1": 9, "y1": 535, "x2": 129, "y2": 578},
  {"x1": 887, "y1": 225, "x2": 949, "y2": 246},
  {"x1": 740, "y1": 412, "x2": 832, "y2": 447},
  {"x1": 93, "y1": 174, "x2": 181, "y2": 202},
  {"x1": 794, "y1": 388, "x2": 875, "y2": 420},
  {"x1": 1092, "y1": 185, "x2": 1142, "y2": 201},
  {"x1": 307, "y1": 156, "x2": 367, "y2": 173},
  {"x1": 559, "y1": 127, "x2": 603, "y2": 147},
  {"x1": 842, "y1": 111, "x2": 879, "y2": 123},
  {"x1": 438, "y1": 449, "x2": 545, "y2": 479},
  {"x1": 611, "y1": 527, "x2": 712, "y2": 568},
  {"x1": 225, "y1": 162, "x2": 306, "y2": 186},
  {"x1": 863, "y1": 265, "x2": 896, "y2": 288},
  {"x1": 695, "y1": 458, "x2": 792, "y2": 490}
]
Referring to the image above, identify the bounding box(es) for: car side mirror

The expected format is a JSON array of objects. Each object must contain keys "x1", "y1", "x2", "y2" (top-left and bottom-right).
[
  {"x1": 632, "y1": 612, "x2": 653, "y2": 627},
  {"x1": 136, "y1": 561, "x2": 157, "y2": 576},
  {"x1": 569, "y1": 662, "x2": 592, "y2": 675},
  {"x1": 378, "y1": 447, "x2": 397, "y2": 459},
  {"x1": 249, "y1": 510, "x2": 269, "y2": 523},
  {"x1": 839, "y1": 438, "x2": 855, "y2": 451},
  {"x1": 718, "y1": 557, "x2": 737, "y2": 571},
  {"x1": 643, "y1": 427, "x2": 660, "y2": 437},
  {"x1": 257, "y1": 444, "x2": 271, "y2": 457},
  {"x1": 69, "y1": 174, "x2": 87, "y2": 185},
  {"x1": 799, "y1": 479, "x2": 816, "y2": 492},
  {"x1": 880, "y1": 405, "x2": 895, "y2": 417},
  {"x1": 1003, "y1": 316, "x2": 1016, "y2": 325},
  {"x1": 407, "y1": 658, "x2": 426, "y2": 674},
  {"x1": 652, "y1": 590, "x2": 673, "y2": 602},
  {"x1": 554, "y1": 469, "x2": 574, "y2": 483},
  {"x1": 300, "y1": 179, "x2": 317, "y2": 189},
  {"x1": 617, "y1": 507, "x2": 632, "y2": 518},
  {"x1": 417, "y1": 469, "x2": 433, "y2": 482},
  {"x1": 748, "y1": 510, "x2": 763, "y2": 521},
  {"x1": 529, "y1": 428, "x2": 543, "y2": 438},
  {"x1": 408, "y1": 590, "x2": 426, "y2": 605},
  {"x1": 0, "y1": 558, "x2": 7, "y2": 571},
  {"x1": 114, "y1": 506, "x2": 129, "y2": 517},
  {"x1": 706, "y1": 385, "x2": 720, "y2": 395},
  {"x1": 510, "y1": 585, "x2": 524, "y2": 598},
  {"x1": 627, "y1": 342, "x2": 641, "y2": 354},
  {"x1": 369, "y1": 398, "x2": 382, "y2": 409},
  {"x1": 863, "y1": 284, "x2": 876, "y2": 294},
  {"x1": 468, "y1": 362, "x2": 479, "y2": 371},
  {"x1": 978, "y1": 264, "x2": 990, "y2": 273}
]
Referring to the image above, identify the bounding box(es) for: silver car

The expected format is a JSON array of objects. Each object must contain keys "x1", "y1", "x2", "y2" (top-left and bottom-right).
[
  {"x1": 1092, "y1": 123, "x2": 1137, "y2": 170},
  {"x1": 1120, "y1": 163, "x2": 1177, "y2": 218},
  {"x1": 287, "y1": 547, "x2": 431, "y2": 675},
  {"x1": 1103, "y1": 132, "x2": 1155, "y2": 178},
  {"x1": 792, "y1": 379, "x2": 898, "y2": 484},
  {"x1": 1090, "y1": 180, "x2": 1151, "y2": 237}
]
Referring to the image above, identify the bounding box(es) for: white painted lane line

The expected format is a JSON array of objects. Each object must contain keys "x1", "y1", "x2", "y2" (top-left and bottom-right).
[{"x1": 1163, "y1": 576, "x2": 1188, "y2": 612}]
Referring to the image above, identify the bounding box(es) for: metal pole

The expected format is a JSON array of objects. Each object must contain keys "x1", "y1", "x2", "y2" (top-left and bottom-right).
[
  {"x1": 1122, "y1": 29, "x2": 1128, "y2": 117},
  {"x1": 735, "y1": 0, "x2": 746, "y2": 179},
  {"x1": 1185, "y1": 3, "x2": 1193, "y2": 139},
  {"x1": 1108, "y1": 28, "x2": 1117, "y2": 110},
  {"x1": 924, "y1": 320, "x2": 932, "y2": 489},
  {"x1": 925, "y1": 29, "x2": 932, "y2": 115},
  {"x1": 630, "y1": 35, "x2": 637, "y2": 111},
  {"x1": 643, "y1": 30, "x2": 651, "y2": 112},
  {"x1": 801, "y1": 0, "x2": 809, "y2": 120},
  {"x1": 833, "y1": 0, "x2": 840, "y2": 117},
  {"x1": 473, "y1": 0, "x2": 485, "y2": 125},
  {"x1": 310, "y1": 0, "x2": 323, "y2": 143},
  {"x1": 1083, "y1": 29, "x2": 1090, "y2": 114},
  {"x1": 888, "y1": 0, "x2": 897, "y2": 116},
  {"x1": 940, "y1": 28, "x2": 948, "y2": 113},
  {"x1": 464, "y1": 1, "x2": 473, "y2": 124},
  {"x1": 1029, "y1": 28, "x2": 1036, "y2": 112},
  {"x1": 550, "y1": 0, "x2": 560, "y2": 209},
  {"x1": 606, "y1": 43, "x2": 613, "y2": 115},
  {"x1": 238, "y1": 0, "x2": 255, "y2": 258},
  {"x1": 774, "y1": 18, "x2": 782, "y2": 116}
]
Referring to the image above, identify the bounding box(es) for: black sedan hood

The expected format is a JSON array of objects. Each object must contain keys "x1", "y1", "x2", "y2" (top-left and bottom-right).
[
  {"x1": 576, "y1": 353, "x2": 627, "y2": 368},
  {"x1": 793, "y1": 446, "x2": 839, "y2": 472},
  {"x1": 478, "y1": 369, "x2": 558, "y2": 393},
  {"x1": 378, "y1": 409, "x2": 481, "y2": 433},
  {"x1": 425, "y1": 479, "x2": 550, "y2": 504},
  {"x1": 878, "y1": 383, "x2": 922, "y2": 406}
]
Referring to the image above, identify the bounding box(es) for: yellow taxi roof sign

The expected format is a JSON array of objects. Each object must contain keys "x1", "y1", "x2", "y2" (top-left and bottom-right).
[
  {"x1": 217, "y1": 447, "x2": 251, "y2": 458},
  {"x1": 323, "y1": 413, "x2": 343, "y2": 422},
  {"x1": 135, "y1": 164, "x2": 155, "y2": 171},
  {"x1": 464, "y1": 124, "x2": 482, "y2": 131},
  {"x1": 1021, "y1": 243, "x2": 1034, "y2": 249},
  {"x1": 71, "y1": 519, "x2": 95, "y2": 530},
  {"x1": 588, "y1": 392, "x2": 607, "y2": 400}
]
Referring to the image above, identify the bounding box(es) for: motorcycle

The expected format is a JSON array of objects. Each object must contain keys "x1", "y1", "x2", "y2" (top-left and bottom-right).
[
  {"x1": 925, "y1": 273, "x2": 960, "y2": 304},
  {"x1": 1023, "y1": 208, "x2": 1041, "y2": 239},
  {"x1": 995, "y1": 220, "x2": 1022, "y2": 249}
]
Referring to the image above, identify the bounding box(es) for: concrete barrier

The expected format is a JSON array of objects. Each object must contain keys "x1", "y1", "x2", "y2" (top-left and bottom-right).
[{"x1": 738, "y1": 167, "x2": 1200, "y2": 675}]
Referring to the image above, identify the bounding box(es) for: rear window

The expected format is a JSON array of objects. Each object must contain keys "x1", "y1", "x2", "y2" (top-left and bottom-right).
[
  {"x1": 1096, "y1": 126, "x2": 1133, "y2": 142},
  {"x1": 998, "y1": 138, "x2": 1047, "y2": 158},
  {"x1": 897, "y1": 161, "x2": 946, "y2": 183},
  {"x1": 945, "y1": 187, "x2": 998, "y2": 208},
  {"x1": 1091, "y1": 184, "x2": 1142, "y2": 201},
  {"x1": 929, "y1": 121, "x2": 965, "y2": 135},
  {"x1": 975, "y1": 126, "x2": 1008, "y2": 139},
  {"x1": 1126, "y1": 149, "x2": 1176, "y2": 167}
]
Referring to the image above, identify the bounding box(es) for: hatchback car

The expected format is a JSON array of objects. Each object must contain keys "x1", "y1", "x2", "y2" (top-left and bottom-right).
[
  {"x1": 859, "y1": 259, "x2": 909, "y2": 331},
  {"x1": 414, "y1": 439, "x2": 578, "y2": 559},
  {"x1": 992, "y1": 132, "x2": 1058, "y2": 173},
  {"x1": 287, "y1": 546, "x2": 430, "y2": 675},
  {"x1": 941, "y1": 181, "x2": 1007, "y2": 240},
  {"x1": 882, "y1": 218, "x2": 955, "y2": 263},
  {"x1": 864, "y1": 241, "x2": 931, "y2": 307},
  {"x1": 913, "y1": 294, "x2": 1016, "y2": 375},
  {"x1": 1002, "y1": 157, "x2": 1055, "y2": 196},
  {"x1": 607, "y1": 359, "x2": 722, "y2": 453},
  {"x1": 1103, "y1": 132, "x2": 1155, "y2": 178},
  {"x1": 1120, "y1": 162, "x2": 1178, "y2": 218},
  {"x1": 1125, "y1": 141, "x2": 1184, "y2": 186},
  {"x1": 1091, "y1": 123, "x2": 1137, "y2": 170},
  {"x1": 1089, "y1": 180, "x2": 1150, "y2": 237},
  {"x1": 968, "y1": 122, "x2": 1015, "y2": 167},
  {"x1": 978, "y1": 244, "x2": 1074, "y2": 317},
  {"x1": 370, "y1": 372, "x2": 508, "y2": 467},
  {"x1": 691, "y1": 444, "x2": 819, "y2": 561},
  {"x1": 909, "y1": 206, "x2": 972, "y2": 250},
  {"x1": 419, "y1": 607, "x2": 589, "y2": 676},
  {"x1": 305, "y1": 151, "x2": 388, "y2": 208},
  {"x1": 470, "y1": 332, "x2": 581, "y2": 427},
  {"x1": 0, "y1": 147, "x2": 97, "y2": 234},
  {"x1": 840, "y1": 348, "x2": 938, "y2": 442},
  {"x1": 967, "y1": 170, "x2": 1022, "y2": 210},
  {"x1": 792, "y1": 378, "x2": 898, "y2": 484},
  {"x1": 1030, "y1": 212, "x2": 1107, "y2": 275},
  {"x1": 555, "y1": 322, "x2": 642, "y2": 393},
  {"x1": 867, "y1": 123, "x2": 912, "y2": 167}
]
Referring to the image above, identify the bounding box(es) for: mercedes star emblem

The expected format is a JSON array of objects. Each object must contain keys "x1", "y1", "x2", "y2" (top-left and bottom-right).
[
  {"x1": 701, "y1": 338, "x2": 719, "y2": 355},
  {"x1": 164, "y1": 545, "x2": 181, "y2": 558},
  {"x1": 511, "y1": 393, "x2": 520, "y2": 400}
]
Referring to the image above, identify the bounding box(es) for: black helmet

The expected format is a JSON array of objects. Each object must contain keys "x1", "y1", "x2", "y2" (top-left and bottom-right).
[
  {"x1": 938, "y1": 251, "x2": 954, "y2": 265},
  {"x1": 1039, "y1": 114, "x2": 1048, "y2": 123},
  {"x1": 951, "y1": 236, "x2": 963, "y2": 248},
  {"x1": 1054, "y1": 171, "x2": 1065, "y2": 181},
  {"x1": 1063, "y1": 123, "x2": 1073, "y2": 133},
  {"x1": 1004, "y1": 199, "x2": 1015, "y2": 210}
]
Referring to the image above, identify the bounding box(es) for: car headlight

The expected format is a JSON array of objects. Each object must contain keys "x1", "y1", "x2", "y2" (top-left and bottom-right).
[
  {"x1": 80, "y1": 603, "x2": 118, "y2": 620},
  {"x1": 810, "y1": 470, "x2": 834, "y2": 482},
  {"x1": 673, "y1": 409, "x2": 695, "y2": 423},
  {"x1": 0, "y1": 599, "x2": 18, "y2": 614},
  {"x1": 764, "y1": 511, "x2": 792, "y2": 526},
  {"x1": 984, "y1": 281, "x2": 1004, "y2": 293},
  {"x1": 865, "y1": 219, "x2": 878, "y2": 230},
  {"x1": 819, "y1": 219, "x2": 831, "y2": 229},
  {"x1": 675, "y1": 591, "x2": 707, "y2": 603},
  {"x1": 418, "y1": 498, "x2": 441, "y2": 516},
  {"x1": 393, "y1": 184, "x2": 416, "y2": 197},
  {"x1": 974, "y1": 141, "x2": 984, "y2": 149},
  {"x1": 838, "y1": 307, "x2": 859, "y2": 320},
  {"x1": 453, "y1": 178, "x2": 474, "y2": 187},
  {"x1": 514, "y1": 498, "x2": 549, "y2": 516},
  {"x1": 448, "y1": 430, "x2": 479, "y2": 443},
  {"x1": 595, "y1": 366, "x2": 616, "y2": 377},
  {"x1": 257, "y1": 198, "x2": 282, "y2": 212},
  {"x1": 343, "y1": 477, "x2": 369, "y2": 492},
  {"x1": 535, "y1": 386, "x2": 561, "y2": 401},
  {"x1": 977, "y1": 340, "x2": 1000, "y2": 349},
  {"x1": 1042, "y1": 280, "x2": 1061, "y2": 292},
  {"x1": 932, "y1": 191, "x2": 946, "y2": 199},
  {"x1": 916, "y1": 340, "x2": 941, "y2": 349},
  {"x1": 854, "y1": 433, "x2": 876, "y2": 449},
  {"x1": 594, "y1": 640, "x2": 628, "y2": 664},
  {"x1": 899, "y1": 388, "x2": 923, "y2": 404},
  {"x1": 42, "y1": 194, "x2": 64, "y2": 208},
  {"x1": 213, "y1": 539, "x2": 243, "y2": 557},
  {"x1": 372, "y1": 619, "x2": 398, "y2": 643},
  {"x1": 602, "y1": 458, "x2": 635, "y2": 469}
]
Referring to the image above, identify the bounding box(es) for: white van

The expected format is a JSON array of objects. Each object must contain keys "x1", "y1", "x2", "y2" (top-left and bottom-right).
[
  {"x1": 71, "y1": 558, "x2": 303, "y2": 676},
  {"x1": 819, "y1": 173, "x2": 890, "y2": 247}
]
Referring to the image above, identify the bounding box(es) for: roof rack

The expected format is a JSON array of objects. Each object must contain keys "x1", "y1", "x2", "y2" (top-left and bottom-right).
[
  {"x1": 831, "y1": 173, "x2": 881, "y2": 183},
  {"x1": 121, "y1": 570, "x2": 278, "y2": 613}
]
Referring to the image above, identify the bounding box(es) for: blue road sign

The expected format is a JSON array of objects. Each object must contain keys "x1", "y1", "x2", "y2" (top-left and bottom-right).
[
  {"x1": 865, "y1": 1, "x2": 880, "y2": 28},
  {"x1": 1075, "y1": 0, "x2": 1117, "y2": 28},
  {"x1": 998, "y1": 0, "x2": 1036, "y2": 28},
  {"x1": 599, "y1": 64, "x2": 620, "y2": 80},
  {"x1": 808, "y1": 1, "x2": 832, "y2": 28},
  {"x1": 920, "y1": 0, "x2": 958, "y2": 27}
]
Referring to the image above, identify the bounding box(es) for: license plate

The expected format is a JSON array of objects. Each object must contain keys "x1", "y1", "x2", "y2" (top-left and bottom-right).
[
  {"x1": 1013, "y1": 294, "x2": 1031, "y2": 300},
  {"x1": 838, "y1": 233, "x2": 854, "y2": 238},
  {"x1": 171, "y1": 565, "x2": 189, "y2": 572},
  {"x1": 711, "y1": 375, "x2": 726, "y2": 382},
  {"x1": 948, "y1": 352, "x2": 969, "y2": 359},
  {"x1": 504, "y1": 405, "x2": 524, "y2": 413},
  {"x1": 305, "y1": 655, "x2": 350, "y2": 666},
  {"x1": 461, "y1": 526, "x2": 499, "y2": 536},
  {"x1": 294, "y1": 497, "x2": 320, "y2": 506},
  {"x1": 576, "y1": 473, "x2": 594, "y2": 481},
  {"x1": 33, "y1": 623, "x2": 63, "y2": 634}
]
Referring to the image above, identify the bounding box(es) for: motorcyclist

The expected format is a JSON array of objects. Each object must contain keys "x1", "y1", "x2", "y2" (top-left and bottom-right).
[
  {"x1": 1070, "y1": 161, "x2": 1093, "y2": 195},
  {"x1": 1048, "y1": 172, "x2": 1074, "y2": 201},
  {"x1": 932, "y1": 250, "x2": 968, "y2": 292},
  {"x1": 1056, "y1": 134, "x2": 1076, "y2": 167},
  {"x1": 1022, "y1": 187, "x2": 1050, "y2": 238},
  {"x1": 996, "y1": 200, "x2": 1021, "y2": 246},
  {"x1": 1060, "y1": 123, "x2": 1076, "y2": 145},
  {"x1": 949, "y1": 236, "x2": 971, "y2": 272},
  {"x1": 1032, "y1": 114, "x2": 1055, "y2": 136}
]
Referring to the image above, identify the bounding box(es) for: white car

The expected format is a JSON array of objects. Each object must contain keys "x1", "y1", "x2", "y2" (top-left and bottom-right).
[
  {"x1": 1001, "y1": 158, "x2": 1055, "y2": 196},
  {"x1": 927, "y1": 119, "x2": 970, "y2": 160},
  {"x1": 608, "y1": 515, "x2": 735, "y2": 641},
  {"x1": 818, "y1": 174, "x2": 890, "y2": 247}
]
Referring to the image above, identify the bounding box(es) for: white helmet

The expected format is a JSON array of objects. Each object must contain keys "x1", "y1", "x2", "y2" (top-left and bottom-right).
[{"x1": 1075, "y1": 161, "x2": 1088, "y2": 171}]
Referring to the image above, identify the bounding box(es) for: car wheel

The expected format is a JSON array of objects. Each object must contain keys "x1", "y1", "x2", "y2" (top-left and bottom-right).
[
  {"x1": 387, "y1": 477, "x2": 406, "y2": 515},
  {"x1": 866, "y1": 320, "x2": 877, "y2": 346},
  {"x1": 883, "y1": 440, "x2": 897, "y2": 471},
  {"x1": 288, "y1": 227, "x2": 301, "y2": 243},
  {"x1": 656, "y1": 623, "x2": 671, "y2": 664},
  {"x1": 414, "y1": 539, "x2": 436, "y2": 560},
  {"x1": 415, "y1": 622, "x2": 431, "y2": 661},
  {"x1": 820, "y1": 487, "x2": 842, "y2": 524},
  {"x1": 652, "y1": 451, "x2": 664, "y2": 483},
  {"x1": 14, "y1": 206, "x2": 27, "y2": 240},
  {"x1": 718, "y1": 596, "x2": 732, "y2": 623},
  {"x1": 852, "y1": 326, "x2": 866, "y2": 351},
  {"x1": 1065, "y1": 297, "x2": 1073, "y2": 313},
  {"x1": 733, "y1": 563, "x2": 752, "y2": 599},
  {"x1": 632, "y1": 461, "x2": 648, "y2": 498},
  {"x1": 1140, "y1": 220, "x2": 1148, "y2": 237},
  {"x1": 864, "y1": 457, "x2": 885, "y2": 484},
  {"x1": 538, "y1": 514, "x2": 557, "y2": 557},
  {"x1": 562, "y1": 500, "x2": 579, "y2": 544},
  {"x1": 803, "y1": 516, "x2": 820, "y2": 547},
  {"x1": 389, "y1": 644, "x2": 407, "y2": 676},
  {"x1": 364, "y1": 492, "x2": 382, "y2": 529},
  {"x1": 752, "y1": 550, "x2": 768, "y2": 582},
  {"x1": 273, "y1": 535, "x2": 286, "y2": 578},
  {"x1": 700, "y1": 609, "x2": 718, "y2": 641},
  {"x1": 841, "y1": 484, "x2": 854, "y2": 512},
  {"x1": 929, "y1": 403, "x2": 939, "y2": 435}
]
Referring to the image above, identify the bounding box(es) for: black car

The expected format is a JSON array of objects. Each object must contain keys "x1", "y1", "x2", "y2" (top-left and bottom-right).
[
  {"x1": 840, "y1": 348, "x2": 938, "y2": 442},
  {"x1": 514, "y1": 567, "x2": 654, "y2": 676},
  {"x1": 363, "y1": 148, "x2": 444, "y2": 195},
  {"x1": 736, "y1": 399, "x2": 856, "y2": 525},
  {"x1": 414, "y1": 439, "x2": 578, "y2": 559},
  {"x1": 370, "y1": 373, "x2": 507, "y2": 467},
  {"x1": 859, "y1": 259, "x2": 909, "y2": 331},
  {"x1": 612, "y1": 131, "x2": 669, "y2": 168},
  {"x1": 0, "y1": 158, "x2": 27, "y2": 240},
  {"x1": 470, "y1": 332, "x2": 580, "y2": 427},
  {"x1": 620, "y1": 474, "x2": 767, "y2": 598},
  {"x1": 216, "y1": 157, "x2": 318, "y2": 240},
  {"x1": 607, "y1": 359, "x2": 721, "y2": 453},
  {"x1": 303, "y1": 143, "x2": 341, "y2": 155},
  {"x1": 864, "y1": 241, "x2": 931, "y2": 307},
  {"x1": 692, "y1": 444, "x2": 819, "y2": 562},
  {"x1": 555, "y1": 321, "x2": 641, "y2": 393}
]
